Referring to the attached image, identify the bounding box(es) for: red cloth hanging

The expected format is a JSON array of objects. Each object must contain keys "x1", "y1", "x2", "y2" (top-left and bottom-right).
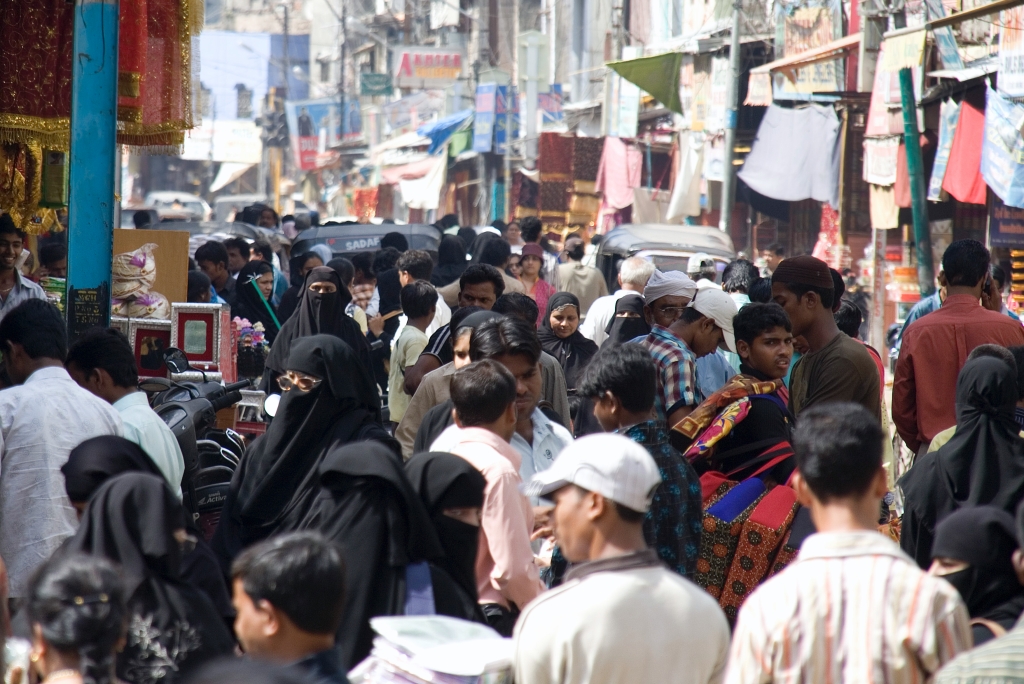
[{"x1": 942, "y1": 100, "x2": 988, "y2": 205}]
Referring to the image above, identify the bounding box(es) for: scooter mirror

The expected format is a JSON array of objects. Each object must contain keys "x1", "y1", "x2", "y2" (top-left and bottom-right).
[
  {"x1": 163, "y1": 348, "x2": 191, "y2": 374},
  {"x1": 264, "y1": 393, "x2": 281, "y2": 417}
]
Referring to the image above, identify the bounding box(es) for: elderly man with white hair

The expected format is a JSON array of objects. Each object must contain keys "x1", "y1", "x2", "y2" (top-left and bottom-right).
[{"x1": 579, "y1": 256, "x2": 656, "y2": 346}]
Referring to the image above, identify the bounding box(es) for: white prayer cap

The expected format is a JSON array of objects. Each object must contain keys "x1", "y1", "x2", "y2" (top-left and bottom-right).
[{"x1": 643, "y1": 269, "x2": 697, "y2": 304}]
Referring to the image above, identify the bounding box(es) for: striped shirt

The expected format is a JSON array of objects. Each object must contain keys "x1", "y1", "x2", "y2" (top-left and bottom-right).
[
  {"x1": 935, "y1": 616, "x2": 1024, "y2": 684},
  {"x1": 725, "y1": 531, "x2": 971, "y2": 684},
  {"x1": 636, "y1": 325, "x2": 698, "y2": 420}
]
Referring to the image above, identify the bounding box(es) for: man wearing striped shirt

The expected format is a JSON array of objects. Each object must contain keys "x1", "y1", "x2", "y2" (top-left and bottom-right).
[{"x1": 726, "y1": 403, "x2": 971, "y2": 684}]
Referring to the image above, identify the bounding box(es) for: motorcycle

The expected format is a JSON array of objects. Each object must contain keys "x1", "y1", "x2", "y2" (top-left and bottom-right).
[{"x1": 139, "y1": 348, "x2": 249, "y2": 540}]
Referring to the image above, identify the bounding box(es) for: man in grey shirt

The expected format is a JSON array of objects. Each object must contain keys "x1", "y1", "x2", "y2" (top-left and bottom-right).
[{"x1": 0, "y1": 214, "x2": 46, "y2": 324}]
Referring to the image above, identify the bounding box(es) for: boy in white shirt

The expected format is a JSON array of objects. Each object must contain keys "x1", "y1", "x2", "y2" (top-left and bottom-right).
[{"x1": 388, "y1": 280, "x2": 436, "y2": 424}]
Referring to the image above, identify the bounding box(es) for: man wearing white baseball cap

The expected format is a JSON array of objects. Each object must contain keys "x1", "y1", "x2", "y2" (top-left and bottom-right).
[
  {"x1": 513, "y1": 434, "x2": 730, "y2": 684},
  {"x1": 688, "y1": 287, "x2": 741, "y2": 399}
]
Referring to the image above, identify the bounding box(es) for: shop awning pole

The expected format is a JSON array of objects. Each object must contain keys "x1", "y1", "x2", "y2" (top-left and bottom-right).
[
  {"x1": 898, "y1": 67, "x2": 935, "y2": 297},
  {"x1": 720, "y1": 0, "x2": 742, "y2": 234},
  {"x1": 66, "y1": 0, "x2": 120, "y2": 338}
]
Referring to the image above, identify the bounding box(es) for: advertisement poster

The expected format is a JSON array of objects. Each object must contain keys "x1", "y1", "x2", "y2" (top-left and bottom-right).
[
  {"x1": 382, "y1": 90, "x2": 446, "y2": 133},
  {"x1": 284, "y1": 98, "x2": 361, "y2": 170},
  {"x1": 473, "y1": 83, "x2": 497, "y2": 153},
  {"x1": 1000, "y1": 5, "x2": 1024, "y2": 98},
  {"x1": 927, "y1": 99, "x2": 961, "y2": 201},
  {"x1": 493, "y1": 85, "x2": 518, "y2": 155},
  {"x1": 772, "y1": 0, "x2": 843, "y2": 99},
  {"x1": 539, "y1": 84, "x2": 564, "y2": 125},
  {"x1": 990, "y1": 195, "x2": 1024, "y2": 247},
  {"x1": 981, "y1": 87, "x2": 1024, "y2": 208},
  {"x1": 181, "y1": 120, "x2": 262, "y2": 164},
  {"x1": 393, "y1": 47, "x2": 464, "y2": 89}
]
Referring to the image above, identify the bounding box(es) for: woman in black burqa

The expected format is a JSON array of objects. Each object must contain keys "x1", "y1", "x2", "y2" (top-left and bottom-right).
[
  {"x1": 60, "y1": 436, "x2": 234, "y2": 630},
  {"x1": 538, "y1": 292, "x2": 598, "y2": 391},
  {"x1": 260, "y1": 266, "x2": 371, "y2": 393},
  {"x1": 232, "y1": 260, "x2": 281, "y2": 344},
  {"x1": 298, "y1": 442, "x2": 446, "y2": 668},
  {"x1": 602, "y1": 294, "x2": 650, "y2": 348},
  {"x1": 431, "y1": 235, "x2": 468, "y2": 287},
  {"x1": 214, "y1": 334, "x2": 396, "y2": 567},
  {"x1": 64, "y1": 473, "x2": 235, "y2": 684},
  {"x1": 899, "y1": 356, "x2": 1024, "y2": 567},
  {"x1": 929, "y1": 506, "x2": 1024, "y2": 645},
  {"x1": 405, "y1": 451, "x2": 487, "y2": 623}
]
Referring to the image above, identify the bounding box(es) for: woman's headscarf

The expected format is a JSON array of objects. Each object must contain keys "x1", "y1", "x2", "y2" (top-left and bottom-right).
[
  {"x1": 432, "y1": 236, "x2": 468, "y2": 287},
  {"x1": 931, "y1": 506, "x2": 1024, "y2": 641},
  {"x1": 302, "y1": 442, "x2": 444, "y2": 668},
  {"x1": 376, "y1": 268, "x2": 403, "y2": 317},
  {"x1": 603, "y1": 294, "x2": 650, "y2": 347},
  {"x1": 233, "y1": 261, "x2": 281, "y2": 343},
  {"x1": 65, "y1": 473, "x2": 234, "y2": 684},
  {"x1": 262, "y1": 267, "x2": 373, "y2": 392},
  {"x1": 538, "y1": 292, "x2": 598, "y2": 390},
  {"x1": 405, "y1": 452, "x2": 485, "y2": 603},
  {"x1": 62, "y1": 436, "x2": 163, "y2": 504},
  {"x1": 223, "y1": 335, "x2": 382, "y2": 558}
]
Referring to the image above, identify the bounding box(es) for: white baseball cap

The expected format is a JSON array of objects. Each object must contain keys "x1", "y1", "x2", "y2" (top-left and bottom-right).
[
  {"x1": 687, "y1": 252, "x2": 715, "y2": 274},
  {"x1": 523, "y1": 434, "x2": 663, "y2": 513},
  {"x1": 688, "y1": 287, "x2": 738, "y2": 353}
]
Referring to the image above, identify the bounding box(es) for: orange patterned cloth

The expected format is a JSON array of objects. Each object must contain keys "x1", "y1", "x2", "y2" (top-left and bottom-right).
[{"x1": 674, "y1": 375, "x2": 784, "y2": 440}]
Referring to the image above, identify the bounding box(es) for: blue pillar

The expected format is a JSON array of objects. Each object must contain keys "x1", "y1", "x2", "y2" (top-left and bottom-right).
[{"x1": 67, "y1": 0, "x2": 119, "y2": 338}]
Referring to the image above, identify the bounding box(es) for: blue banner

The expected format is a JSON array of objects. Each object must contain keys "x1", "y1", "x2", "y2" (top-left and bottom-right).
[
  {"x1": 494, "y1": 85, "x2": 519, "y2": 155},
  {"x1": 928, "y1": 99, "x2": 960, "y2": 201},
  {"x1": 990, "y1": 195, "x2": 1024, "y2": 247},
  {"x1": 473, "y1": 83, "x2": 497, "y2": 153},
  {"x1": 982, "y1": 86, "x2": 1024, "y2": 208}
]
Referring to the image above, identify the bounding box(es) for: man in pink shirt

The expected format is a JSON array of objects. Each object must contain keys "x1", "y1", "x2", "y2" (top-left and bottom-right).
[{"x1": 444, "y1": 359, "x2": 545, "y2": 635}]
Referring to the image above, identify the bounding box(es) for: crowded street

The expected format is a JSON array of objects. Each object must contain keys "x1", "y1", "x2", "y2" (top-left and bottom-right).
[{"x1": 5, "y1": 0, "x2": 1024, "y2": 681}]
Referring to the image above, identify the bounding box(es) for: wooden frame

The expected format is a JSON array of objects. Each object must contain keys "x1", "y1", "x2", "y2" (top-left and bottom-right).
[{"x1": 170, "y1": 303, "x2": 235, "y2": 381}]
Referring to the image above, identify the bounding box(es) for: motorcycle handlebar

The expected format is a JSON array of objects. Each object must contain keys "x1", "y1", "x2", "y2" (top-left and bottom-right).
[
  {"x1": 209, "y1": 390, "x2": 243, "y2": 413},
  {"x1": 224, "y1": 381, "x2": 252, "y2": 392}
]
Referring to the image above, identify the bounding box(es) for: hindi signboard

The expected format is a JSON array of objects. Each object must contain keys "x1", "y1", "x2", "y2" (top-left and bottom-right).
[{"x1": 394, "y1": 47, "x2": 465, "y2": 89}]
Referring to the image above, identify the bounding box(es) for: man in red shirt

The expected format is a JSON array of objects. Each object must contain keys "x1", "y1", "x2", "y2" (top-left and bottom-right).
[{"x1": 893, "y1": 239, "x2": 1024, "y2": 453}]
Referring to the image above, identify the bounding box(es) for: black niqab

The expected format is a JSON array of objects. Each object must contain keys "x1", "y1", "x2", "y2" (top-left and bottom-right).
[
  {"x1": 262, "y1": 266, "x2": 373, "y2": 393},
  {"x1": 899, "y1": 356, "x2": 1024, "y2": 566},
  {"x1": 62, "y1": 436, "x2": 163, "y2": 503},
  {"x1": 65, "y1": 473, "x2": 234, "y2": 684},
  {"x1": 432, "y1": 236, "x2": 468, "y2": 287},
  {"x1": 931, "y1": 506, "x2": 1024, "y2": 643},
  {"x1": 301, "y1": 442, "x2": 444, "y2": 668},
  {"x1": 538, "y1": 292, "x2": 598, "y2": 390},
  {"x1": 603, "y1": 294, "x2": 650, "y2": 347},
  {"x1": 233, "y1": 260, "x2": 281, "y2": 344}
]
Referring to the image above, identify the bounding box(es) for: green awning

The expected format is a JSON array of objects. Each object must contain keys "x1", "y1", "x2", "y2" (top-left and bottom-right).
[{"x1": 607, "y1": 52, "x2": 685, "y2": 115}]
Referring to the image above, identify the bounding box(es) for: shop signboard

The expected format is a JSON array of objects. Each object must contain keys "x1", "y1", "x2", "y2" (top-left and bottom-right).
[
  {"x1": 382, "y1": 90, "x2": 446, "y2": 133},
  {"x1": 181, "y1": 120, "x2": 262, "y2": 164},
  {"x1": 706, "y1": 55, "x2": 729, "y2": 132},
  {"x1": 394, "y1": 47, "x2": 464, "y2": 89},
  {"x1": 982, "y1": 87, "x2": 1024, "y2": 209},
  {"x1": 772, "y1": 0, "x2": 843, "y2": 99},
  {"x1": 493, "y1": 85, "x2": 518, "y2": 154},
  {"x1": 924, "y1": 0, "x2": 963, "y2": 70},
  {"x1": 928, "y1": 99, "x2": 961, "y2": 201},
  {"x1": 473, "y1": 83, "x2": 497, "y2": 153},
  {"x1": 360, "y1": 73, "x2": 393, "y2": 97},
  {"x1": 284, "y1": 98, "x2": 361, "y2": 170},
  {"x1": 990, "y1": 195, "x2": 1024, "y2": 247},
  {"x1": 1000, "y1": 5, "x2": 1024, "y2": 98}
]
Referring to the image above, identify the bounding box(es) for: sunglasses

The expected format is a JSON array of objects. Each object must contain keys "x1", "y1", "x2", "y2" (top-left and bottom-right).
[{"x1": 278, "y1": 370, "x2": 323, "y2": 392}]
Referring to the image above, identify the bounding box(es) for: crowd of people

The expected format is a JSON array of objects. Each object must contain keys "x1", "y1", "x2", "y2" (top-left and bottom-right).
[{"x1": 6, "y1": 206, "x2": 1024, "y2": 683}]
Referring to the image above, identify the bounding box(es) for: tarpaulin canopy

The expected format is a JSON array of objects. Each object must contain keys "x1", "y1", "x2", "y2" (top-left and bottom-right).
[
  {"x1": 607, "y1": 52, "x2": 685, "y2": 115},
  {"x1": 417, "y1": 109, "x2": 473, "y2": 155}
]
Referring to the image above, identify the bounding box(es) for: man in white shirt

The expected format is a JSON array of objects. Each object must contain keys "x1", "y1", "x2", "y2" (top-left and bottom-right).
[
  {"x1": 514, "y1": 434, "x2": 731, "y2": 684},
  {"x1": 0, "y1": 300, "x2": 123, "y2": 597},
  {"x1": 726, "y1": 403, "x2": 970, "y2": 684},
  {"x1": 395, "y1": 249, "x2": 451, "y2": 337},
  {"x1": 430, "y1": 316, "x2": 572, "y2": 489},
  {"x1": 579, "y1": 256, "x2": 655, "y2": 346},
  {"x1": 65, "y1": 327, "x2": 185, "y2": 496}
]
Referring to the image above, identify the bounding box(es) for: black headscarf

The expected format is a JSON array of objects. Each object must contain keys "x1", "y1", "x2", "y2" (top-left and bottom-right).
[
  {"x1": 233, "y1": 260, "x2": 281, "y2": 344},
  {"x1": 405, "y1": 452, "x2": 486, "y2": 603},
  {"x1": 62, "y1": 436, "x2": 163, "y2": 503},
  {"x1": 603, "y1": 294, "x2": 650, "y2": 347},
  {"x1": 301, "y1": 442, "x2": 444, "y2": 668},
  {"x1": 538, "y1": 292, "x2": 598, "y2": 390},
  {"x1": 216, "y1": 335, "x2": 388, "y2": 564},
  {"x1": 61, "y1": 437, "x2": 235, "y2": 630},
  {"x1": 432, "y1": 236, "x2": 468, "y2": 287},
  {"x1": 931, "y1": 506, "x2": 1024, "y2": 643},
  {"x1": 65, "y1": 473, "x2": 234, "y2": 684},
  {"x1": 376, "y1": 268, "x2": 403, "y2": 316},
  {"x1": 262, "y1": 267, "x2": 372, "y2": 393},
  {"x1": 900, "y1": 356, "x2": 1024, "y2": 566}
]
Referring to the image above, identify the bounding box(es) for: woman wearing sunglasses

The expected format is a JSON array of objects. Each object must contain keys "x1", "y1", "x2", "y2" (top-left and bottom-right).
[
  {"x1": 214, "y1": 334, "x2": 396, "y2": 568},
  {"x1": 260, "y1": 266, "x2": 372, "y2": 395}
]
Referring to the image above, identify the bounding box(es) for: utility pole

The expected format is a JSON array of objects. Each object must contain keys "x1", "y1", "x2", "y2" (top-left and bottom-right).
[
  {"x1": 339, "y1": 0, "x2": 347, "y2": 145},
  {"x1": 719, "y1": 0, "x2": 742, "y2": 234},
  {"x1": 282, "y1": 4, "x2": 290, "y2": 95},
  {"x1": 898, "y1": 66, "x2": 935, "y2": 297}
]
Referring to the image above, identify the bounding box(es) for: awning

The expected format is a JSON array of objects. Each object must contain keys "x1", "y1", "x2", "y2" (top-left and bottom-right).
[
  {"x1": 745, "y1": 33, "x2": 860, "y2": 106},
  {"x1": 927, "y1": 55, "x2": 999, "y2": 82},
  {"x1": 417, "y1": 109, "x2": 473, "y2": 155},
  {"x1": 210, "y1": 163, "x2": 255, "y2": 192},
  {"x1": 881, "y1": 0, "x2": 1024, "y2": 40},
  {"x1": 607, "y1": 52, "x2": 686, "y2": 115}
]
